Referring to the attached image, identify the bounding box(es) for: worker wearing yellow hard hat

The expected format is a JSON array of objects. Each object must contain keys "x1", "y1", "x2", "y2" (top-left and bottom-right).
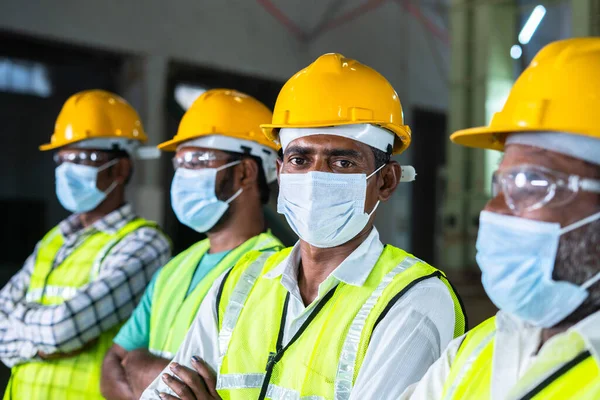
[
  {"x1": 0, "y1": 89, "x2": 172, "y2": 400},
  {"x1": 102, "y1": 89, "x2": 284, "y2": 399},
  {"x1": 143, "y1": 54, "x2": 465, "y2": 400},
  {"x1": 402, "y1": 38, "x2": 600, "y2": 399}
]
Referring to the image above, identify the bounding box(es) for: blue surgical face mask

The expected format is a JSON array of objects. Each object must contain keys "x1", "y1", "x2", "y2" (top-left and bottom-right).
[
  {"x1": 476, "y1": 210, "x2": 600, "y2": 328},
  {"x1": 55, "y1": 159, "x2": 118, "y2": 213},
  {"x1": 171, "y1": 161, "x2": 242, "y2": 233},
  {"x1": 277, "y1": 165, "x2": 384, "y2": 248}
]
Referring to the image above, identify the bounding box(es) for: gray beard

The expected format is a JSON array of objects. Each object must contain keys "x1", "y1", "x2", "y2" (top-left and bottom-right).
[{"x1": 552, "y1": 219, "x2": 600, "y2": 324}]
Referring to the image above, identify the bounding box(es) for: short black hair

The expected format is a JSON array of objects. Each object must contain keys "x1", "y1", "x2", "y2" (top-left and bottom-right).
[
  {"x1": 371, "y1": 144, "x2": 392, "y2": 169},
  {"x1": 227, "y1": 152, "x2": 270, "y2": 205}
]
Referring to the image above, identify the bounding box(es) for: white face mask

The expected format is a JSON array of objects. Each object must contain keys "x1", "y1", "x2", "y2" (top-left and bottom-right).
[{"x1": 277, "y1": 165, "x2": 384, "y2": 248}]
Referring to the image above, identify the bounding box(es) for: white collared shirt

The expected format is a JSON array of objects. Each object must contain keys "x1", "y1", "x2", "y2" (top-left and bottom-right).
[
  {"x1": 400, "y1": 309, "x2": 600, "y2": 400},
  {"x1": 142, "y1": 228, "x2": 456, "y2": 399}
]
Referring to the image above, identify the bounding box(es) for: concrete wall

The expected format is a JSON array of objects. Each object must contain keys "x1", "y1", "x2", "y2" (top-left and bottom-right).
[
  {"x1": 0, "y1": 0, "x2": 449, "y2": 246},
  {"x1": 0, "y1": 0, "x2": 304, "y2": 80}
]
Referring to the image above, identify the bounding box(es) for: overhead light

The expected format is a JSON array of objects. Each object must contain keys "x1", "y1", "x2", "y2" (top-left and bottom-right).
[
  {"x1": 518, "y1": 5, "x2": 546, "y2": 45},
  {"x1": 510, "y1": 44, "x2": 523, "y2": 59},
  {"x1": 175, "y1": 84, "x2": 207, "y2": 110}
]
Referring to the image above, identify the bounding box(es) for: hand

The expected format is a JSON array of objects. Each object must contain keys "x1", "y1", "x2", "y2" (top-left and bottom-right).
[
  {"x1": 158, "y1": 357, "x2": 220, "y2": 400},
  {"x1": 101, "y1": 344, "x2": 136, "y2": 400},
  {"x1": 122, "y1": 349, "x2": 170, "y2": 399}
]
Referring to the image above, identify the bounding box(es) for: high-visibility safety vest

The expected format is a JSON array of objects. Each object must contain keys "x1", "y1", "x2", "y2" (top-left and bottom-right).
[
  {"x1": 215, "y1": 245, "x2": 467, "y2": 400},
  {"x1": 4, "y1": 218, "x2": 159, "y2": 400},
  {"x1": 149, "y1": 231, "x2": 283, "y2": 359},
  {"x1": 441, "y1": 316, "x2": 600, "y2": 399}
]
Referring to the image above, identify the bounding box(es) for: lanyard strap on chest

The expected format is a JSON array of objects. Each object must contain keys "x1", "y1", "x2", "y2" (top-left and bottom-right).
[{"x1": 259, "y1": 286, "x2": 339, "y2": 400}]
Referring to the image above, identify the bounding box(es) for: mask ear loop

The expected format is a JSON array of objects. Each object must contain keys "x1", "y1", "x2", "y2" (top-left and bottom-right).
[
  {"x1": 97, "y1": 158, "x2": 120, "y2": 172},
  {"x1": 366, "y1": 163, "x2": 387, "y2": 180},
  {"x1": 367, "y1": 200, "x2": 381, "y2": 217},
  {"x1": 560, "y1": 210, "x2": 600, "y2": 235},
  {"x1": 365, "y1": 163, "x2": 387, "y2": 216},
  {"x1": 216, "y1": 160, "x2": 244, "y2": 204},
  {"x1": 215, "y1": 160, "x2": 242, "y2": 172},
  {"x1": 225, "y1": 188, "x2": 243, "y2": 204},
  {"x1": 582, "y1": 272, "x2": 600, "y2": 291},
  {"x1": 97, "y1": 158, "x2": 121, "y2": 197}
]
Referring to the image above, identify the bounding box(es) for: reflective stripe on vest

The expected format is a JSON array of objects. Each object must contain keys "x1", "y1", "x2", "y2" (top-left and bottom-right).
[
  {"x1": 334, "y1": 256, "x2": 418, "y2": 398},
  {"x1": 442, "y1": 330, "x2": 495, "y2": 400},
  {"x1": 149, "y1": 349, "x2": 175, "y2": 360},
  {"x1": 216, "y1": 245, "x2": 466, "y2": 400},
  {"x1": 266, "y1": 384, "x2": 326, "y2": 400},
  {"x1": 150, "y1": 232, "x2": 283, "y2": 357},
  {"x1": 25, "y1": 286, "x2": 78, "y2": 303},
  {"x1": 217, "y1": 253, "x2": 271, "y2": 368},
  {"x1": 4, "y1": 218, "x2": 158, "y2": 400}
]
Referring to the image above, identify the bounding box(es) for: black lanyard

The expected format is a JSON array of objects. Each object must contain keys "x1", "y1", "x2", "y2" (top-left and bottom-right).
[
  {"x1": 258, "y1": 285, "x2": 339, "y2": 400},
  {"x1": 518, "y1": 350, "x2": 592, "y2": 400}
]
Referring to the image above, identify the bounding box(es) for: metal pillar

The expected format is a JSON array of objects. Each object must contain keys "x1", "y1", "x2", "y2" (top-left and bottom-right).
[
  {"x1": 571, "y1": 0, "x2": 600, "y2": 36},
  {"x1": 120, "y1": 55, "x2": 169, "y2": 225},
  {"x1": 441, "y1": 0, "x2": 516, "y2": 269}
]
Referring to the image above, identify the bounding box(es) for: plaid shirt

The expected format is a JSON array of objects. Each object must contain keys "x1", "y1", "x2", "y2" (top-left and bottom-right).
[{"x1": 0, "y1": 204, "x2": 171, "y2": 367}]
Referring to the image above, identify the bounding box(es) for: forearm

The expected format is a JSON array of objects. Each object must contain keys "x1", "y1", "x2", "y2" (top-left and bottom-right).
[
  {"x1": 126, "y1": 354, "x2": 170, "y2": 399},
  {"x1": 102, "y1": 346, "x2": 135, "y2": 400}
]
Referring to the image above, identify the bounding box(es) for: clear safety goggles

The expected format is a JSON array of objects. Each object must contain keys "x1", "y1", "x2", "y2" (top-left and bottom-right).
[
  {"x1": 172, "y1": 150, "x2": 240, "y2": 170},
  {"x1": 53, "y1": 150, "x2": 121, "y2": 167},
  {"x1": 492, "y1": 164, "x2": 600, "y2": 212}
]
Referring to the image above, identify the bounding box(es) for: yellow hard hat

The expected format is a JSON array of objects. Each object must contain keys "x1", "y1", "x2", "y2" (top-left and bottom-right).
[
  {"x1": 451, "y1": 37, "x2": 600, "y2": 150},
  {"x1": 40, "y1": 89, "x2": 147, "y2": 151},
  {"x1": 261, "y1": 53, "x2": 411, "y2": 155},
  {"x1": 158, "y1": 88, "x2": 276, "y2": 151}
]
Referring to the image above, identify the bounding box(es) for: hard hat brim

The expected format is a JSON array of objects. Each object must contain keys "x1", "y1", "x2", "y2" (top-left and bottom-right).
[
  {"x1": 157, "y1": 137, "x2": 180, "y2": 152},
  {"x1": 261, "y1": 121, "x2": 411, "y2": 155},
  {"x1": 450, "y1": 126, "x2": 544, "y2": 152},
  {"x1": 39, "y1": 142, "x2": 63, "y2": 151}
]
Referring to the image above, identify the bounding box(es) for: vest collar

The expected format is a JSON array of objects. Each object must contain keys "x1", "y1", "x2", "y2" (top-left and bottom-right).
[
  {"x1": 571, "y1": 309, "x2": 600, "y2": 366},
  {"x1": 59, "y1": 203, "x2": 137, "y2": 240},
  {"x1": 497, "y1": 309, "x2": 600, "y2": 367},
  {"x1": 264, "y1": 227, "x2": 384, "y2": 288}
]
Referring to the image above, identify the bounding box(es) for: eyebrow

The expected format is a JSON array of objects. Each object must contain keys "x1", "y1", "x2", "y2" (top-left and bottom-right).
[
  {"x1": 284, "y1": 146, "x2": 362, "y2": 159},
  {"x1": 284, "y1": 146, "x2": 314, "y2": 157},
  {"x1": 324, "y1": 148, "x2": 362, "y2": 159}
]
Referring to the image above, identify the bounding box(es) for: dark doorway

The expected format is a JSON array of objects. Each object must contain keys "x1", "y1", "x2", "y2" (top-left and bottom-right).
[
  {"x1": 0, "y1": 31, "x2": 126, "y2": 391},
  {"x1": 410, "y1": 108, "x2": 447, "y2": 265}
]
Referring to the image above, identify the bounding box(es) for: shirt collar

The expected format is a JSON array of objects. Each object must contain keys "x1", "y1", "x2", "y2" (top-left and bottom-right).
[
  {"x1": 497, "y1": 309, "x2": 600, "y2": 366},
  {"x1": 58, "y1": 203, "x2": 137, "y2": 241},
  {"x1": 264, "y1": 227, "x2": 384, "y2": 288},
  {"x1": 571, "y1": 309, "x2": 600, "y2": 365}
]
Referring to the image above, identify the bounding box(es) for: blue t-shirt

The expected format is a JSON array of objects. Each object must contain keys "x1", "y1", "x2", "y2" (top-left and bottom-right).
[{"x1": 114, "y1": 249, "x2": 230, "y2": 351}]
